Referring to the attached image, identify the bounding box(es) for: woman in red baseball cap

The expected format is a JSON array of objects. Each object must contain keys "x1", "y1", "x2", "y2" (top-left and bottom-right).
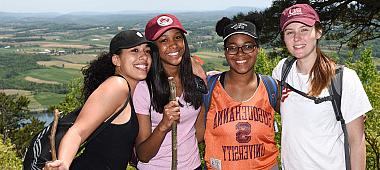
[
  {"x1": 133, "y1": 14, "x2": 205, "y2": 170},
  {"x1": 272, "y1": 4, "x2": 370, "y2": 169},
  {"x1": 43, "y1": 30, "x2": 154, "y2": 170}
]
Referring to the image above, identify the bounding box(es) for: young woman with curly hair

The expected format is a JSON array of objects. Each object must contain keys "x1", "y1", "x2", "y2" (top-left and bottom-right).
[{"x1": 44, "y1": 30, "x2": 155, "y2": 170}]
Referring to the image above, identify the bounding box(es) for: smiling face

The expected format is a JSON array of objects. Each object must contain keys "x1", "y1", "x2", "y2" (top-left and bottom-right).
[
  {"x1": 154, "y1": 28, "x2": 185, "y2": 67},
  {"x1": 283, "y1": 22, "x2": 322, "y2": 60},
  {"x1": 112, "y1": 43, "x2": 152, "y2": 81},
  {"x1": 224, "y1": 34, "x2": 258, "y2": 75}
]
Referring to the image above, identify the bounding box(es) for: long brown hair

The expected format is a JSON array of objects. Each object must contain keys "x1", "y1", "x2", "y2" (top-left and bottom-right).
[{"x1": 308, "y1": 22, "x2": 336, "y2": 96}]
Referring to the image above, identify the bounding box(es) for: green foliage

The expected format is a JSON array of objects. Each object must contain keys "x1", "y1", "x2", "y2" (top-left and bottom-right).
[
  {"x1": 11, "y1": 117, "x2": 45, "y2": 157},
  {"x1": 255, "y1": 49, "x2": 281, "y2": 76},
  {"x1": 0, "y1": 92, "x2": 45, "y2": 158},
  {"x1": 51, "y1": 78, "x2": 84, "y2": 113},
  {"x1": 347, "y1": 48, "x2": 380, "y2": 169},
  {"x1": 0, "y1": 134, "x2": 22, "y2": 170},
  {"x1": 198, "y1": 142, "x2": 205, "y2": 167},
  {"x1": 0, "y1": 92, "x2": 30, "y2": 142}
]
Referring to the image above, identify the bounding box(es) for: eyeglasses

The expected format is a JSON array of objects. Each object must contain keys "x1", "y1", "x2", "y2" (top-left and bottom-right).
[{"x1": 224, "y1": 44, "x2": 257, "y2": 55}]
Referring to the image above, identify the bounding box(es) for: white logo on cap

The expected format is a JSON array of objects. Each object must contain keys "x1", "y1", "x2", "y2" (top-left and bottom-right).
[
  {"x1": 231, "y1": 23, "x2": 247, "y2": 30},
  {"x1": 136, "y1": 31, "x2": 143, "y2": 37},
  {"x1": 157, "y1": 16, "x2": 173, "y2": 27},
  {"x1": 288, "y1": 7, "x2": 303, "y2": 17}
]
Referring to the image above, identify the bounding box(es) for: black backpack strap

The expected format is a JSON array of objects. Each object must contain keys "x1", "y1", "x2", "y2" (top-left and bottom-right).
[
  {"x1": 279, "y1": 57, "x2": 297, "y2": 114},
  {"x1": 329, "y1": 66, "x2": 344, "y2": 121},
  {"x1": 285, "y1": 83, "x2": 334, "y2": 104},
  {"x1": 83, "y1": 75, "x2": 131, "y2": 146},
  {"x1": 261, "y1": 75, "x2": 279, "y2": 113},
  {"x1": 280, "y1": 57, "x2": 296, "y2": 89},
  {"x1": 329, "y1": 66, "x2": 350, "y2": 170},
  {"x1": 203, "y1": 73, "x2": 222, "y2": 127}
]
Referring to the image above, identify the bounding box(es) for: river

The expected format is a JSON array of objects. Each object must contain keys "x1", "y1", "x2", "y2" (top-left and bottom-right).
[{"x1": 32, "y1": 112, "x2": 54, "y2": 126}]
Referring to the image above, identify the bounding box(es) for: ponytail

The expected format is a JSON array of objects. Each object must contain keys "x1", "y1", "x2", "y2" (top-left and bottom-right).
[{"x1": 309, "y1": 23, "x2": 336, "y2": 96}]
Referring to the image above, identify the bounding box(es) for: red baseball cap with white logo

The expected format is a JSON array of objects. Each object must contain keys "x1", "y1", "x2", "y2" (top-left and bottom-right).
[
  {"x1": 280, "y1": 4, "x2": 320, "y2": 31},
  {"x1": 145, "y1": 14, "x2": 187, "y2": 41}
]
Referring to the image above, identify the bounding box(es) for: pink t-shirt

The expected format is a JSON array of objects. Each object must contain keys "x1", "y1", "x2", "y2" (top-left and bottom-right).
[{"x1": 133, "y1": 81, "x2": 201, "y2": 170}]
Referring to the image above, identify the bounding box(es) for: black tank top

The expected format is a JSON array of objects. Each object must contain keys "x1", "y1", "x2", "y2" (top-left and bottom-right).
[{"x1": 70, "y1": 77, "x2": 139, "y2": 170}]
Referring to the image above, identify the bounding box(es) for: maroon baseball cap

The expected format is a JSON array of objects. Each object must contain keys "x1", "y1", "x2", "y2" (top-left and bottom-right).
[
  {"x1": 280, "y1": 4, "x2": 320, "y2": 31},
  {"x1": 145, "y1": 14, "x2": 187, "y2": 41}
]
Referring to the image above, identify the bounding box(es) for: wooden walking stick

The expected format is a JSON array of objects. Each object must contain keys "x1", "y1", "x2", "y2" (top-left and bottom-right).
[
  {"x1": 49, "y1": 109, "x2": 60, "y2": 161},
  {"x1": 168, "y1": 77, "x2": 177, "y2": 170}
]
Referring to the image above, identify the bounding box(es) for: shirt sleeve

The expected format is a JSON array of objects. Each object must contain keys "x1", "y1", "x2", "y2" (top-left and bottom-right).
[
  {"x1": 341, "y1": 67, "x2": 373, "y2": 123},
  {"x1": 132, "y1": 81, "x2": 151, "y2": 116},
  {"x1": 272, "y1": 58, "x2": 286, "y2": 81}
]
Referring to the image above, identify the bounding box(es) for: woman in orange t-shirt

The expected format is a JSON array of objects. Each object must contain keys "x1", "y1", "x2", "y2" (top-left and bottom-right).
[{"x1": 204, "y1": 16, "x2": 279, "y2": 170}]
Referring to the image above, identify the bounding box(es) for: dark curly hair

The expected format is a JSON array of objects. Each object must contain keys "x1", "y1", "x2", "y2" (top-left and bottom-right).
[
  {"x1": 81, "y1": 50, "x2": 120, "y2": 101},
  {"x1": 146, "y1": 32, "x2": 203, "y2": 113}
]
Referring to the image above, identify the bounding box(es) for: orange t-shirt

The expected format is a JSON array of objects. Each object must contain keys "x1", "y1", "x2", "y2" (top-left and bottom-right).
[{"x1": 204, "y1": 78, "x2": 278, "y2": 170}]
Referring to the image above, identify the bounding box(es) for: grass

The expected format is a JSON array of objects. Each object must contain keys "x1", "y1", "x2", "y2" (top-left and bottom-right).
[
  {"x1": 34, "y1": 92, "x2": 65, "y2": 108},
  {"x1": 22, "y1": 67, "x2": 81, "y2": 84}
]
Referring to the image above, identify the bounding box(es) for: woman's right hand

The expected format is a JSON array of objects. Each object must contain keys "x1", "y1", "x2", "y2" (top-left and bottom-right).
[
  {"x1": 157, "y1": 99, "x2": 180, "y2": 133},
  {"x1": 44, "y1": 160, "x2": 69, "y2": 170}
]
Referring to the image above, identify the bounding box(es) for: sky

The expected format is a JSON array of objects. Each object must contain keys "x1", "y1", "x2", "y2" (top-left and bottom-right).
[{"x1": 0, "y1": 0, "x2": 273, "y2": 13}]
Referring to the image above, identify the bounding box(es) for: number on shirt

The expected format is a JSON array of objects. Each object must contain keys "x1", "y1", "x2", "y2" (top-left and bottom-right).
[{"x1": 236, "y1": 122, "x2": 251, "y2": 143}]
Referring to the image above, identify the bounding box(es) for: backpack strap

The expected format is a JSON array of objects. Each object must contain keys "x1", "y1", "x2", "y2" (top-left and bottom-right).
[
  {"x1": 261, "y1": 75, "x2": 279, "y2": 113},
  {"x1": 83, "y1": 75, "x2": 131, "y2": 146},
  {"x1": 279, "y1": 57, "x2": 297, "y2": 113},
  {"x1": 280, "y1": 57, "x2": 297, "y2": 89},
  {"x1": 203, "y1": 73, "x2": 222, "y2": 127},
  {"x1": 280, "y1": 56, "x2": 335, "y2": 104},
  {"x1": 285, "y1": 83, "x2": 334, "y2": 104},
  {"x1": 328, "y1": 66, "x2": 351, "y2": 170},
  {"x1": 329, "y1": 66, "x2": 344, "y2": 121}
]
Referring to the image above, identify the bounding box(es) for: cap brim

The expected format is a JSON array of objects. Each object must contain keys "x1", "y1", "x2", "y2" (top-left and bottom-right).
[
  {"x1": 151, "y1": 26, "x2": 187, "y2": 41},
  {"x1": 281, "y1": 18, "x2": 316, "y2": 31},
  {"x1": 118, "y1": 39, "x2": 153, "y2": 50},
  {"x1": 223, "y1": 32, "x2": 258, "y2": 41}
]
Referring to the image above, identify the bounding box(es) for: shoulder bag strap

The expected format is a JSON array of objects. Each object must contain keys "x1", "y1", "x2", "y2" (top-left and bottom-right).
[
  {"x1": 329, "y1": 66, "x2": 350, "y2": 170},
  {"x1": 83, "y1": 75, "x2": 131, "y2": 146}
]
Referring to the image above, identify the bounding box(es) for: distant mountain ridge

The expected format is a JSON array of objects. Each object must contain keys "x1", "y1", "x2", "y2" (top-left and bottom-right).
[{"x1": 0, "y1": 6, "x2": 262, "y2": 22}]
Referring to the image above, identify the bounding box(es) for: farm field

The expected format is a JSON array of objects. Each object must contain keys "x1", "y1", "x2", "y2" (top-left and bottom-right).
[
  {"x1": 37, "y1": 60, "x2": 85, "y2": 70},
  {"x1": 33, "y1": 92, "x2": 65, "y2": 108},
  {"x1": 21, "y1": 67, "x2": 81, "y2": 84},
  {"x1": 51, "y1": 54, "x2": 97, "y2": 64}
]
